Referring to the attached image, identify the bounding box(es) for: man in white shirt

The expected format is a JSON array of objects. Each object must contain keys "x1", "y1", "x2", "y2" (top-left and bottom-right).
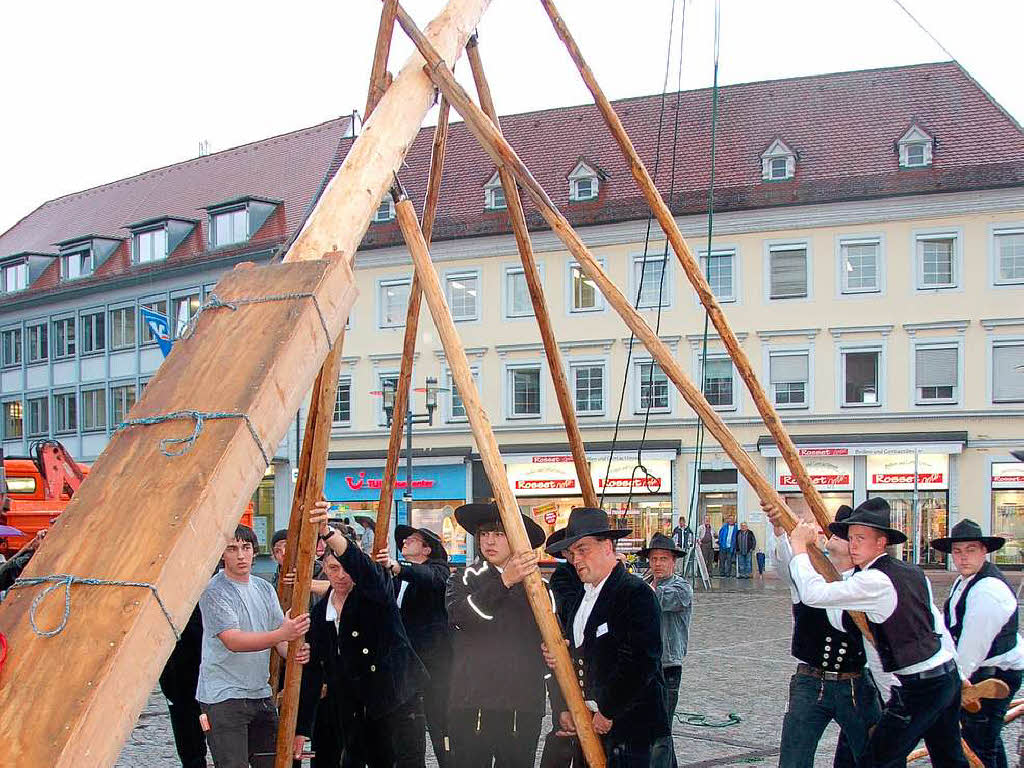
[
  {"x1": 788, "y1": 498, "x2": 968, "y2": 768},
  {"x1": 931, "y1": 518, "x2": 1024, "y2": 768}
]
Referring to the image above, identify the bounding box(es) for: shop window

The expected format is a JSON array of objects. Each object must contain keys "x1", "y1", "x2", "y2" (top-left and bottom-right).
[
  {"x1": 869, "y1": 490, "x2": 948, "y2": 566},
  {"x1": 3, "y1": 401, "x2": 23, "y2": 440},
  {"x1": 505, "y1": 267, "x2": 534, "y2": 318},
  {"x1": 770, "y1": 352, "x2": 808, "y2": 408},
  {"x1": 52, "y1": 317, "x2": 76, "y2": 359},
  {"x1": 842, "y1": 349, "x2": 880, "y2": 406},
  {"x1": 508, "y1": 365, "x2": 541, "y2": 418},
  {"x1": 53, "y1": 392, "x2": 77, "y2": 434},
  {"x1": 26, "y1": 323, "x2": 47, "y2": 363},
  {"x1": 840, "y1": 239, "x2": 881, "y2": 294},
  {"x1": 994, "y1": 230, "x2": 1024, "y2": 285},
  {"x1": 633, "y1": 255, "x2": 670, "y2": 309},
  {"x1": 26, "y1": 396, "x2": 48, "y2": 437},
  {"x1": 572, "y1": 364, "x2": 604, "y2": 415},
  {"x1": 636, "y1": 361, "x2": 670, "y2": 413},
  {"x1": 2, "y1": 328, "x2": 22, "y2": 367},
  {"x1": 992, "y1": 465, "x2": 1024, "y2": 566},
  {"x1": 110, "y1": 384, "x2": 137, "y2": 427},
  {"x1": 171, "y1": 293, "x2": 200, "y2": 339},
  {"x1": 446, "y1": 271, "x2": 479, "y2": 321},
  {"x1": 702, "y1": 250, "x2": 735, "y2": 302},
  {"x1": 80, "y1": 311, "x2": 105, "y2": 355},
  {"x1": 916, "y1": 234, "x2": 958, "y2": 289},
  {"x1": 914, "y1": 345, "x2": 958, "y2": 404},
  {"x1": 768, "y1": 245, "x2": 808, "y2": 299},
  {"x1": 81, "y1": 389, "x2": 107, "y2": 432},
  {"x1": 109, "y1": 307, "x2": 136, "y2": 350},
  {"x1": 993, "y1": 343, "x2": 1024, "y2": 403},
  {"x1": 570, "y1": 262, "x2": 601, "y2": 312},
  {"x1": 140, "y1": 299, "x2": 168, "y2": 344},
  {"x1": 700, "y1": 357, "x2": 734, "y2": 409}
]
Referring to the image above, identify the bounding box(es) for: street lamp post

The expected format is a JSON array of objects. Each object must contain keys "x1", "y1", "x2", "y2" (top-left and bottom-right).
[{"x1": 382, "y1": 376, "x2": 439, "y2": 533}]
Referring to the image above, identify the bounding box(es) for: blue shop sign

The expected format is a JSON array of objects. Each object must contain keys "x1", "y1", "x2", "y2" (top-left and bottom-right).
[{"x1": 325, "y1": 463, "x2": 467, "y2": 502}]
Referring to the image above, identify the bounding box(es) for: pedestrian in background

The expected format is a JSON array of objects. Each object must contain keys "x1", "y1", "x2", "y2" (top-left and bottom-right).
[
  {"x1": 735, "y1": 523, "x2": 757, "y2": 579},
  {"x1": 697, "y1": 517, "x2": 714, "y2": 574},
  {"x1": 718, "y1": 517, "x2": 737, "y2": 577}
]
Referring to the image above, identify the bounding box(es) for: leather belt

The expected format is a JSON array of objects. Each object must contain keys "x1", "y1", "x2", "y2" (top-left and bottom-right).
[
  {"x1": 796, "y1": 662, "x2": 862, "y2": 681},
  {"x1": 974, "y1": 666, "x2": 1001, "y2": 679},
  {"x1": 895, "y1": 658, "x2": 957, "y2": 684}
]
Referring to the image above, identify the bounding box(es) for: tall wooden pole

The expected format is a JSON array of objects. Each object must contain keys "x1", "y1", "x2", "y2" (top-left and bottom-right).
[
  {"x1": 537, "y1": 0, "x2": 834, "y2": 533},
  {"x1": 373, "y1": 99, "x2": 451, "y2": 557},
  {"x1": 465, "y1": 34, "x2": 598, "y2": 509},
  {"x1": 389, "y1": 3, "x2": 871, "y2": 637},
  {"x1": 394, "y1": 193, "x2": 607, "y2": 768}
]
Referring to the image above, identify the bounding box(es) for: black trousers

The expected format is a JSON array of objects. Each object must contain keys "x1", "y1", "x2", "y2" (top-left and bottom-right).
[
  {"x1": 341, "y1": 697, "x2": 425, "y2": 768},
  {"x1": 962, "y1": 667, "x2": 1023, "y2": 768},
  {"x1": 539, "y1": 728, "x2": 576, "y2": 768},
  {"x1": 310, "y1": 689, "x2": 344, "y2": 768},
  {"x1": 422, "y1": 679, "x2": 450, "y2": 767},
  {"x1": 651, "y1": 665, "x2": 682, "y2": 768},
  {"x1": 869, "y1": 666, "x2": 969, "y2": 768},
  {"x1": 166, "y1": 696, "x2": 208, "y2": 768},
  {"x1": 448, "y1": 708, "x2": 542, "y2": 768}
]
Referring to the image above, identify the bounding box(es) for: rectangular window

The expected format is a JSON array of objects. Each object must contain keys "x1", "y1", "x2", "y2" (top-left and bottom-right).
[
  {"x1": 3, "y1": 401, "x2": 23, "y2": 440},
  {"x1": 917, "y1": 235, "x2": 956, "y2": 288},
  {"x1": 701, "y1": 358, "x2": 734, "y2": 408},
  {"x1": 333, "y1": 377, "x2": 351, "y2": 425},
  {"x1": 702, "y1": 250, "x2": 735, "y2": 301},
  {"x1": 840, "y1": 240, "x2": 880, "y2": 293},
  {"x1": 377, "y1": 374, "x2": 399, "y2": 425},
  {"x1": 905, "y1": 143, "x2": 927, "y2": 167},
  {"x1": 769, "y1": 157, "x2": 789, "y2": 180},
  {"x1": 26, "y1": 323, "x2": 47, "y2": 363},
  {"x1": 135, "y1": 228, "x2": 168, "y2": 263},
  {"x1": 915, "y1": 346, "x2": 958, "y2": 404},
  {"x1": 109, "y1": 307, "x2": 136, "y2": 350},
  {"x1": 634, "y1": 256, "x2": 669, "y2": 308},
  {"x1": 53, "y1": 392, "x2": 77, "y2": 434},
  {"x1": 80, "y1": 312, "x2": 105, "y2": 355},
  {"x1": 770, "y1": 352, "x2": 809, "y2": 407},
  {"x1": 572, "y1": 177, "x2": 597, "y2": 201},
  {"x1": 570, "y1": 263, "x2": 601, "y2": 312},
  {"x1": 373, "y1": 199, "x2": 395, "y2": 223},
  {"x1": 110, "y1": 384, "x2": 137, "y2": 427},
  {"x1": 2, "y1": 262, "x2": 28, "y2": 292},
  {"x1": 60, "y1": 250, "x2": 94, "y2": 280},
  {"x1": 769, "y1": 245, "x2": 808, "y2": 299},
  {"x1": 52, "y1": 317, "x2": 76, "y2": 359},
  {"x1": 446, "y1": 272, "x2": 479, "y2": 321},
  {"x1": 637, "y1": 362, "x2": 670, "y2": 413},
  {"x1": 379, "y1": 279, "x2": 411, "y2": 327},
  {"x1": 485, "y1": 186, "x2": 507, "y2": 210},
  {"x1": 993, "y1": 344, "x2": 1024, "y2": 403},
  {"x1": 995, "y1": 231, "x2": 1024, "y2": 285},
  {"x1": 211, "y1": 208, "x2": 248, "y2": 247},
  {"x1": 843, "y1": 350, "x2": 880, "y2": 406},
  {"x1": 171, "y1": 293, "x2": 200, "y2": 339},
  {"x1": 141, "y1": 299, "x2": 168, "y2": 344},
  {"x1": 2, "y1": 328, "x2": 22, "y2": 367},
  {"x1": 572, "y1": 364, "x2": 604, "y2": 415},
  {"x1": 448, "y1": 367, "x2": 479, "y2": 422},
  {"x1": 81, "y1": 389, "x2": 107, "y2": 432},
  {"x1": 26, "y1": 396, "x2": 48, "y2": 437},
  {"x1": 506, "y1": 268, "x2": 533, "y2": 317},
  {"x1": 509, "y1": 366, "x2": 541, "y2": 418}
]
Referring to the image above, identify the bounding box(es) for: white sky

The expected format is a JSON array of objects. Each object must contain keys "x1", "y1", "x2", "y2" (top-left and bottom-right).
[{"x1": 1, "y1": 0, "x2": 1020, "y2": 237}]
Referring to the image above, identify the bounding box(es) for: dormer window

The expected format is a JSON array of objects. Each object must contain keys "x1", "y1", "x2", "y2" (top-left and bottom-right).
[
  {"x1": 127, "y1": 216, "x2": 195, "y2": 264},
  {"x1": 1, "y1": 260, "x2": 28, "y2": 293},
  {"x1": 54, "y1": 236, "x2": 117, "y2": 281},
  {"x1": 898, "y1": 125, "x2": 933, "y2": 168},
  {"x1": 60, "y1": 248, "x2": 94, "y2": 280},
  {"x1": 203, "y1": 196, "x2": 279, "y2": 248},
  {"x1": 373, "y1": 197, "x2": 396, "y2": 223},
  {"x1": 135, "y1": 227, "x2": 168, "y2": 263},
  {"x1": 761, "y1": 139, "x2": 796, "y2": 181},
  {"x1": 483, "y1": 171, "x2": 506, "y2": 211},
  {"x1": 568, "y1": 160, "x2": 602, "y2": 201}
]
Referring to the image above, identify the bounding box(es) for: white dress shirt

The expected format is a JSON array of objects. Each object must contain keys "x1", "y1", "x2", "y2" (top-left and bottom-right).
[
  {"x1": 790, "y1": 552, "x2": 955, "y2": 676},
  {"x1": 573, "y1": 571, "x2": 611, "y2": 649},
  {"x1": 947, "y1": 572, "x2": 1024, "y2": 678}
]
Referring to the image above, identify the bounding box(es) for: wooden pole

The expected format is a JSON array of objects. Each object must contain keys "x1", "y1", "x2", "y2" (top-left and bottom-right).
[
  {"x1": 394, "y1": 193, "x2": 607, "y2": 768},
  {"x1": 465, "y1": 34, "x2": 598, "y2": 509},
  {"x1": 373, "y1": 98, "x2": 451, "y2": 557},
  {"x1": 536, "y1": 0, "x2": 834, "y2": 534},
  {"x1": 365, "y1": 0, "x2": 399, "y2": 117},
  {"x1": 390, "y1": 2, "x2": 866, "y2": 631}
]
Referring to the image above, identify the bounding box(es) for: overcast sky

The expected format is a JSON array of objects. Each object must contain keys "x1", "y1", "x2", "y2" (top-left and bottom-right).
[{"x1": 1, "y1": 0, "x2": 1020, "y2": 237}]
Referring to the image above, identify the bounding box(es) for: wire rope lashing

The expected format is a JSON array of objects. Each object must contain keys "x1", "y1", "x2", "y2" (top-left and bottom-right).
[{"x1": 113, "y1": 409, "x2": 271, "y2": 466}]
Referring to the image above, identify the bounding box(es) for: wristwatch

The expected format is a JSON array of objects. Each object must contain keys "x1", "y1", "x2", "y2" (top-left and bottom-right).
[{"x1": 320, "y1": 528, "x2": 337, "y2": 542}]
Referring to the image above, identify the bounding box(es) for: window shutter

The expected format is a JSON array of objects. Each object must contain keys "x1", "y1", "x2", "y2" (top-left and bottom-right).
[
  {"x1": 993, "y1": 345, "x2": 1024, "y2": 402},
  {"x1": 770, "y1": 249, "x2": 807, "y2": 297},
  {"x1": 916, "y1": 347, "x2": 958, "y2": 388},
  {"x1": 770, "y1": 353, "x2": 808, "y2": 384}
]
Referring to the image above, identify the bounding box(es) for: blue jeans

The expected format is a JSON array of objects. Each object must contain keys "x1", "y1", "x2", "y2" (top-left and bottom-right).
[
  {"x1": 718, "y1": 548, "x2": 735, "y2": 577},
  {"x1": 737, "y1": 552, "x2": 753, "y2": 577},
  {"x1": 779, "y1": 669, "x2": 881, "y2": 768},
  {"x1": 962, "y1": 667, "x2": 1022, "y2": 768}
]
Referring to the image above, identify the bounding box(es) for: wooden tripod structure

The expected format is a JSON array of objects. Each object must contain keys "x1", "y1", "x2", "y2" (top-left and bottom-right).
[{"x1": 0, "y1": 1, "x2": 897, "y2": 766}]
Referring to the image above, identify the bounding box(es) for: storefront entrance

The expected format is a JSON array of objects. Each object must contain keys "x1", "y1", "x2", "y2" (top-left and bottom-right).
[
  {"x1": 867, "y1": 453, "x2": 949, "y2": 567},
  {"x1": 992, "y1": 462, "x2": 1024, "y2": 568}
]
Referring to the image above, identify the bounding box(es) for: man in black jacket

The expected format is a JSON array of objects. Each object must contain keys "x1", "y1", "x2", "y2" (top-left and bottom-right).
[
  {"x1": 296, "y1": 522, "x2": 428, "y2": 768},
  {"x1": 446, "y1": 502, "x2": 550, "y2": 768},
  {"x1": 544, "y1": 507, "x2": 669, "y2": 768},
  {"x1": 377, "y1": 525, "x2": 453, "y2": 766}
]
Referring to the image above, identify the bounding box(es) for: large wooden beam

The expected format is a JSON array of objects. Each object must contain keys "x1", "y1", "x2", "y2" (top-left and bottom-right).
[
  {"x1": 394, "y1": 194, "x2": 607, "y2": 768},
  {"x1": 465, "y1": 35, "x2": 598, "y2": 509},
  {"x1": 537, "y1": 0, "x2": 834, "y2": 533}
]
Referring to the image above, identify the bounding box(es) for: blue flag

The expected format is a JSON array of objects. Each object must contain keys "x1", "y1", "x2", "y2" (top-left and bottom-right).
[{"x1": 140, "y1": 307, "x2": 172, "y2": 358}]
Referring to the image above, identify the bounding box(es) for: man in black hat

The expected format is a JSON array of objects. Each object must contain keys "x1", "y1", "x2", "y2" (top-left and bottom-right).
[
  {"x1": 445, "y1": 502, "x2": 551, "y2": 768},
  {"x1": 788, "y1": 497, "x2": 967, "y2": 767},
  {"x1": 640, "y1": 533, "x2": 693, "y2": 768},
  {"x1": 766, "y1": 503, "x2": 887, "y2": 768},
  {"x1": 932, "y1": 519, "x2": 1024, "y2": 767},
  {"x1": 544, "y1": 507, "x2": 669, "y2": 767},
  {"x1": 376, "y1": 525, "x2": 453, "y2": 767}
]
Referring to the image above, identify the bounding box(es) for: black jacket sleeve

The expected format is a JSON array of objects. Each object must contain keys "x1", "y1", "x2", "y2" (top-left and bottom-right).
[
  {"x1": 339, "y1": 544, "x2": 392, "y2": 604},
  {"x1": 597, "y1": 581, "x2": 663, "y2": 720},
  {"x1": 399, "y1": 560, "x2": 449, "y2": 593}
]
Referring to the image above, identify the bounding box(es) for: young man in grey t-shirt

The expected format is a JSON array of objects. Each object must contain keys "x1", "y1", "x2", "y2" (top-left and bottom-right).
[{"x1": 198, "y1": 524, "x2": 310, "y2": 768}]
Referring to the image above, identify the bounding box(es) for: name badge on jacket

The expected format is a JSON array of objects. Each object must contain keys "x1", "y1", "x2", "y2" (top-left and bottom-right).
[{"x1": 596, "y1": 622, "x2": 609, "y2": 638}]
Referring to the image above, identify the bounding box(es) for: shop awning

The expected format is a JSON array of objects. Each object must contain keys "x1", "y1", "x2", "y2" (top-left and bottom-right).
[{"x1": 757, "y1": 431, "x2": 967, "y2": 458}]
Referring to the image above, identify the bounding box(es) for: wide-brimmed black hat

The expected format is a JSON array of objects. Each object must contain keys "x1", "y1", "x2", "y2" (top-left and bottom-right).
[
  {"x1": 638, "y1": 532, "x2": 685, "y2": 559},
  {"x1": 545, "y1": 507, "x2": 630, "y2": 555},
  {"x1": 454, "y1": 502, "x2": 546, "y2": 549},
  {"x1": 353, "y1": 514, "x2": 375, "y2": 528},
  {"x1": 395, "y1": 524, "x2": 448, "y2": 560},
  {"x1": 930, "y1": 519, "x2": 1005, "y2": 554},
  {"x1": 828, "y1": 498, "x2": 907, "y2": 545},
  {"x1": 835, "y1": 505, "x2": 854, "y2": 523},
  {"x1": 546, "y1": 528, "x2": 569, "y2": 561}
]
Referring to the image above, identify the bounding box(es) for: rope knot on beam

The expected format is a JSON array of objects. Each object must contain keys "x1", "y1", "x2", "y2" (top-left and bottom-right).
[{"x1": 113, "y1": 409, "x2": 270, "y2": 465}]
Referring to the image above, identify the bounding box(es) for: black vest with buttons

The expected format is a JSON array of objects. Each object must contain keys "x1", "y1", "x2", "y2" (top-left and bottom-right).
[
  {"x1": 791, "y1": 602, "x2": 866, "y2": 673},
  {"x1": 866, "y1": 555, "x2": 941, "y2": 673},
  {"x1": 943, "y1": 560, "x2": 1018, "y2": 661}
]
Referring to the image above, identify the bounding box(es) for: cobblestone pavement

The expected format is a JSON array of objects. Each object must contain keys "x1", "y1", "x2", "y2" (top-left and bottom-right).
[{"x1": 115, "y1": 570, "x2": 1022, "y2": 767}]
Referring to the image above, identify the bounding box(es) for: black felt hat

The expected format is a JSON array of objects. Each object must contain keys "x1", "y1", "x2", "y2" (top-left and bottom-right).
[
  {"x1": 454, "y1": 502, "x2": 546, "y2": 549},
  {"x1": 395, "y1": 524, "x2": 448, "y2": 561},
  {"x1": 546, "y1": 528, "x2": 569, "y2": 561},
  {"x1": 930, "y1": 519, "x2": 1005, "y2": 554},
  {"x1": 545, "y1": 507, "x2": 630, "y2": 555},
  {"x1": 638, "y1": 532, "x2": 685, "y2": 559},
  {"x1": 835, "y1": 505, "x2": 854, "y2": 523},
  {"x1": 828, "y1": 498, "x2": 906, "y2": 545}
]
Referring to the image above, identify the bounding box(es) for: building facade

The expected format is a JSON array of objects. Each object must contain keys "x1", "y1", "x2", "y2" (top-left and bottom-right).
[{"x1": 2, "y1": 63, "x2": 1023, "y2": 567}]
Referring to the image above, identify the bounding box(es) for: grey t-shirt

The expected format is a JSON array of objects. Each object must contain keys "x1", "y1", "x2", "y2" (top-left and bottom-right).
[{"x1": 196, "y1": 571, "x2": 284, "y2": 704}]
